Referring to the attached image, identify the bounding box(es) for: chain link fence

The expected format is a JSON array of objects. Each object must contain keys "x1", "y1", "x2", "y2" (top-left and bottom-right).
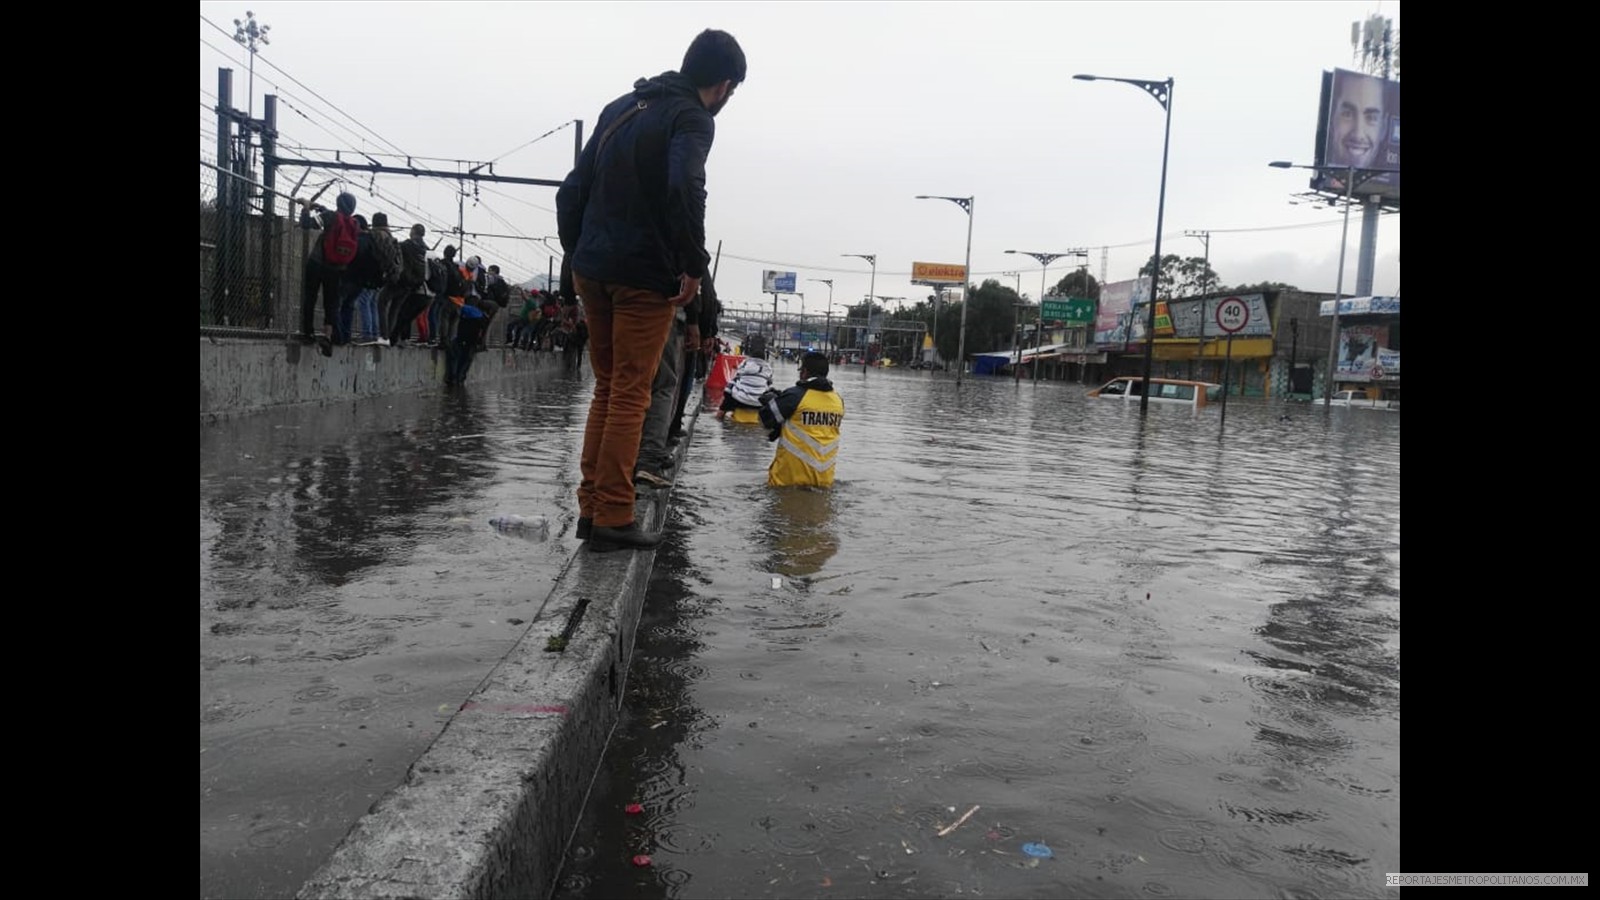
[
  {"x1": 201, "y1": 157, "x2": 305, "y2": 337},
  {"x1": 202, "y1": 157, "x2": 523, "y2": 347}
]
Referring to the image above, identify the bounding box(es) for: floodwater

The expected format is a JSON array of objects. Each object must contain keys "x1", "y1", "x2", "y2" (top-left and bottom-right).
[
  {"x1": 554, "y1": 369, "x2": 1400, "y2": 899},
  {"x1": 200, "y1": 364, "x2": 1399, "y2": 900},
  {"x1": 199, "y1": 370, "x2": 596, "y2": 900}
]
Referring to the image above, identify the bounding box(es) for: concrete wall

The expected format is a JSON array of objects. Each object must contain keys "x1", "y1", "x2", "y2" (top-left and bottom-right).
[{"x1": 200, "y1": 338, "x2": 571, "y2": 419}]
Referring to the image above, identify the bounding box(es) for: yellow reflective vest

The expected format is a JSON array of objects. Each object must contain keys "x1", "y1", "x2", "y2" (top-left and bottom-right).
[{"x1": 767, "y1": 386, "x2": 844, "y2": 488}]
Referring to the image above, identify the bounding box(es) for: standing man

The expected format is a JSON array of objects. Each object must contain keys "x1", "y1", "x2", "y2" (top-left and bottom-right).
[
  {"x1": 556, "y1": 28, "x2": 746, "y2": 552},
  {"x1": 388, "y1": 223, "x2": 431, "y2": 346},
  {"x1": 369, "y1": 212, "x2": 403, "y2": 346},
  {"x1": 298, "y1": 191, "x2": 358, "y2": 354}
]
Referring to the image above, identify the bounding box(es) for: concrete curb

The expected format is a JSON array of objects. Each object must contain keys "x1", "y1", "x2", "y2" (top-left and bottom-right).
[
  {"x1": 200, "y1": 337, "x2": 576, "y2": 419},
  {"x1": 298, "y1": 392, "x2": 704, "y2": 900}
]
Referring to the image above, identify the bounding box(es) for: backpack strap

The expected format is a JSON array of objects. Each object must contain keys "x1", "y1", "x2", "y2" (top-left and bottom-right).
[{"x1": 591, "y1": 100, "x2": 647, "y2": 175}]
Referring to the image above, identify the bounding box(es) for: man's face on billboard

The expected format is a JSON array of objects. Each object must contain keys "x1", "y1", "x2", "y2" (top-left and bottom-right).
[{"x1": 1331, "y1": 74, "x2": 1384, "y2": 169}]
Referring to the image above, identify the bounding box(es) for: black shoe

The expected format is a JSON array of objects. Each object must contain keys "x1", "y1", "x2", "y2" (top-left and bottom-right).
[
  {"x1": 588, "y1": 521, "x2": 664, "y2": 552},
  {"x1": 576, "y1": 517, "x2": 593, "y2": 540}
]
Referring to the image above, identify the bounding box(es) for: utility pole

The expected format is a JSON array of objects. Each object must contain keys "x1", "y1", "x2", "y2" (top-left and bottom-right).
[
  {"x1": 809, "y1": 279, "x2": 834, "y2": 355},
  {"x1": 843, "y1": 254, "x2": 876, "y2": 373},
  {"x1": 1185, "y1": 230, "x2": 1212, "y2": 380}
]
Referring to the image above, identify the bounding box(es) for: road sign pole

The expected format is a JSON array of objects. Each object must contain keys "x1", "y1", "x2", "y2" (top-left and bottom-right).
[
  {"x1": 1221, "y1": 333, "x2": 1234, "y2": 427},
  {"x1": 1213, "y1": 296, "x2": 1250, "y2": 430}
]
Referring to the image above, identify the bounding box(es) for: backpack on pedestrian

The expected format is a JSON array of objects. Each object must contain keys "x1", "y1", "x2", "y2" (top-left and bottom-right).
[
  {"x1": 374, "y1": 235, "x2": 402, "y2": 285},
  {"x1": 322, "y1": 211, "x2": 359, "y2": 267}
]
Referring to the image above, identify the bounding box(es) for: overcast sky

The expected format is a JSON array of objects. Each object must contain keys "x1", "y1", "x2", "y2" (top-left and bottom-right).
[{"x1": 200, "y1": 1, "x2": 1400, "y2": 315}]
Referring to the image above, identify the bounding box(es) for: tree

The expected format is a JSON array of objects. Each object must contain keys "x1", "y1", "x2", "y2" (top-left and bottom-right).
[
  {"x1": 1050, "y1": 269, "x2": 1100, "y2": 299},
  {"x1": 839, "y1": 299, "x2": 887, "y2": 352},
  {"x1": 1138, "y1": 254, "x2": 1219, "y2": 299},
  {"x1": 904, "y1": 278, "x2": 1024, "y2": 360},
  {"x1": 1223, "y1": 280, "x2": 1299, "y2": 294}
]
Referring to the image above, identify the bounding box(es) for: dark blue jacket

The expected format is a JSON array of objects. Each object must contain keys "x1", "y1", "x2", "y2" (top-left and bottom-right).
[{"x1": 556, "y1": 71, "x2": 714, "y2": 297}]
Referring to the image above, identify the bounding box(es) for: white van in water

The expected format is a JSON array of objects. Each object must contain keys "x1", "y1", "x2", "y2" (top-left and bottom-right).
[
  {"x1": 1088, "y1": 377, "x2": 1222, "y2": 408},
  {"x1": 1329, "y1": 389, "x2": 1399, "y2": 410}
]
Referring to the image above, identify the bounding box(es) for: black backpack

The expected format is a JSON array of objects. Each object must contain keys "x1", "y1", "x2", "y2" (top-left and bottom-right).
[
  {"x1": 425, "y1": 258, "x2": 446, "y2": 295},
  {"x1": 443, "y1": 262, "x2": 466, "y2": 298},
  {"x1": 488, "y1": 277, "x2": 510, "y2": 308}
]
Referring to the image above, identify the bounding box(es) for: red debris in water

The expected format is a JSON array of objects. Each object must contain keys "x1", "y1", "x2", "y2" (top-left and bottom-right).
[
  {"x1": 625, "y1": 803, "x2": 644, "y2": 815},
  {"x1": 986, "y1": 830, "x2": 1001, "y2": 841},
  {"x1": 632, "y1": 854, "x2": 652, "y2": 867}
]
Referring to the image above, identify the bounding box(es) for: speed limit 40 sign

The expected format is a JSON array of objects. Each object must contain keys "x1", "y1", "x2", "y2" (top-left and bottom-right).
[{"x1": 1215, "y1": 296, "x2": 1250, "y2": 334}]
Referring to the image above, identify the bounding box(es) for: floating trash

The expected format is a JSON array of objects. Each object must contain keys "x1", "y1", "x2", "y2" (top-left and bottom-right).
[
  {"x1": 489, "y1": 515, "x2": 550, "y2": 540},
  {"x1": 1022, "y1": 842, "x2": 1054, "y2": 859}
]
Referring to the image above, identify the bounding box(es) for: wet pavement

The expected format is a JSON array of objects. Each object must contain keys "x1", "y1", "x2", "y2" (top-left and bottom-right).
[
  {"x1": 200, "y1": 370, "x2": 595, "y2": 900},
  {"x1": 552, "y1": 369, "x2": 1400, "y2": 899},
  {"x1": 200, "y1": 364, "x2": 1400, "y2": 900}
]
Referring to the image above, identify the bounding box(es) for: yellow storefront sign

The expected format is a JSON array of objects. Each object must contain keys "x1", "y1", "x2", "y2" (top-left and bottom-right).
[
  {"x1": 1154, "y1": 302, "x2": 1175, "y2": 336},
  {"x1": 1150, "y1": 338, "x2": 1274, "y2": 360}
]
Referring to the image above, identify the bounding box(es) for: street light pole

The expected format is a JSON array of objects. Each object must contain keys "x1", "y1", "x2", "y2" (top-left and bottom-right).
[
  {"x1": 843, "y1": 254, "x2": 876, "y2": 373},
  {"x1": 1185, "y1": 230, "x2": 1211, "y2": 379},
  {"x1": 1075, "y1": 74, "x2": 1173, "y2": 415},
  {"x1": 876, "y1": 296, "x2": 905, "y2": 364},
  {"x1": 1005, "y1": 250, "x2": 1067, "y2": 384},
  {"x1": 1326, "y1": 165, "x2": 1356, "y2": 407},
  {"x1": 232, "y1": 11, "x2": 271, "y2": 128},
  {"x1": 1002, "y1": 272, "x2": 1021, "y2": 375},
  {"x1": 808, "y1": 279, "x2": 834, "y2": 355},
  {"x1": 916, "y1": 195, "x2": 974, "y2": 385},
  {"x1": 1270, "y1": 161, "x2": 1383, "y2": 408},
  {"x1": 1065, "y1": 249, "x2": 1089, "y2": 383},
  {"x1": 232, "y1": 10, "x2": 271, "y2": 182}
]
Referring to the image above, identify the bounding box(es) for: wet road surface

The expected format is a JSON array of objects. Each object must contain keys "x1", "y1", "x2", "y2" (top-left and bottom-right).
[
  {"x1": 200, "y1": 370, "x2": 595, "y2": 899},
  {"x1": 553, "y1": 368, "x2": 1400, "y2": 900}
]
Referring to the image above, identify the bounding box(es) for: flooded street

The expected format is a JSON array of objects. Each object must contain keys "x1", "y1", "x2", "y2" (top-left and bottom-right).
[
  {"x1": 200, "y1": 371, "x2": 596, "y2": 900},
  {"x1": 554, "y1": 368, "x2": 1400, "y2": 899},
  {"x1": 200, "y1": 364, "x2": 1399, "y2": 900}
]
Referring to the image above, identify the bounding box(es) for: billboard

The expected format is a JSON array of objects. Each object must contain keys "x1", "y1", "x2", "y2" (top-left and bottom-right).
[
  {"x1": 1336, "y1": 324, "x2": 1394, "y2": 379},
  {"x1": 911, "y1": 262, "x2": 967, "y2": 284},
  {"x1": 1169, "y1": 295, "x2": 1273, "y2": 338},
  {"x1": 1094, "y1": 277, "x2": 1149, "y2": 346},
  {"x1": 1319, "y1": 295, "x2": 1400, "y2": 317},
  {"x1": 1313, "y1": 68, "x2": 1400, "y2": 202},
  {"x1": 762, "y1": 270, "x2": 797, "y2": 293}
]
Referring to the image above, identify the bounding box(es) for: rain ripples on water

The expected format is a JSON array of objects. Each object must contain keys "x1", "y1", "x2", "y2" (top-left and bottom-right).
[{"x1": 554, "y1": 369, "x2": 1398, "y2": 900}]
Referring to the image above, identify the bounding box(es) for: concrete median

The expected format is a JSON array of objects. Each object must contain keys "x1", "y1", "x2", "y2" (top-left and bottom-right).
[{"x1": 297, "y1": 393, "x2": 702, "y2": 900}]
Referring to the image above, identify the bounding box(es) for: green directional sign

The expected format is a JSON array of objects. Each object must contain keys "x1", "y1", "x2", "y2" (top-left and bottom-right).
[{"x1": 1040, "y1": 296, "x2": 1096, "y2": 324}]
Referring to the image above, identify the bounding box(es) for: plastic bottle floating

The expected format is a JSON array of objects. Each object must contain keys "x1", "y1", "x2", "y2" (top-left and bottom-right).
[{"x1": 489, "y1": 515, "x2": 550, "y2": 540}]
